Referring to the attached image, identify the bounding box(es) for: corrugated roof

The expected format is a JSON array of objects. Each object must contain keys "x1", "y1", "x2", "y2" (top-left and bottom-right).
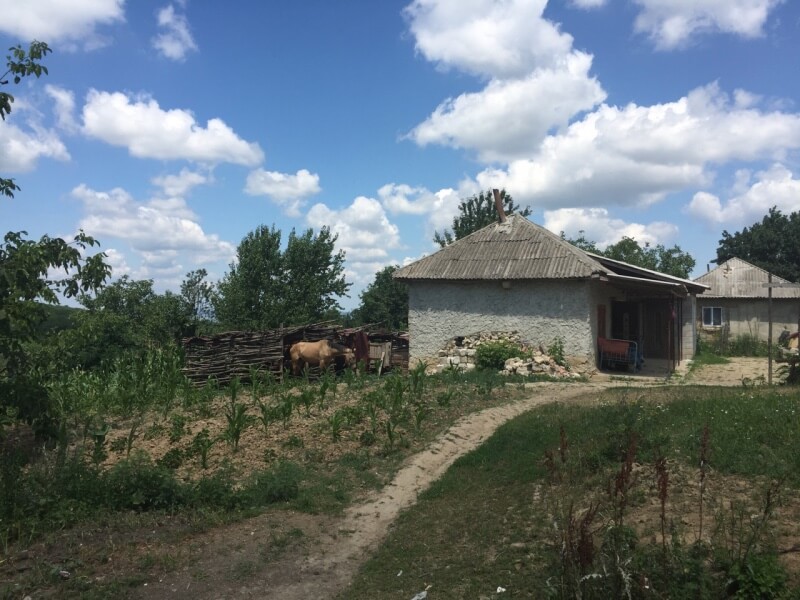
[
  {"x1": 394, "y1": 214, "x2": 606, "y2": 280},
  {"x1": 588, "y1": 253, "x2": 709, "y2": 294},
  {"x1": 694, "y1": 257, "x2": 800, "y2": 299}
]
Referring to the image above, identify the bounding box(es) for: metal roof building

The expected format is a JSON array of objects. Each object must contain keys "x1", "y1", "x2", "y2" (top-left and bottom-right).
[{"x1": 694, "y1": 257, "x2": 800, "y2": 299}]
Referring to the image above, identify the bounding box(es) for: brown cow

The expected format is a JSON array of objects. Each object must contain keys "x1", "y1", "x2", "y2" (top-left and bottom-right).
[{"x1": 289, "y1": 340, "x2": 355, "y2": 376}]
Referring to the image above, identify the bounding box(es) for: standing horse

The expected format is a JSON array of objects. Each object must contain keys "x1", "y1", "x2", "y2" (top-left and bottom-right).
[{"x1": 289, "y1": 340, "x2": 355, "y2": 376}]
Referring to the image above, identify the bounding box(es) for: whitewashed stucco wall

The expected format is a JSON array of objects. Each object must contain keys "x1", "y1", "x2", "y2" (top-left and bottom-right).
[
  {"x1": 406, "y1": 279, "x2": 593, "y2": 364},
  {"x1": 697, "y1": 299, "x2": 800, "y2": 341},
  {"x1": 681, "y1": 296, "x2": 697, "y2": 361}
]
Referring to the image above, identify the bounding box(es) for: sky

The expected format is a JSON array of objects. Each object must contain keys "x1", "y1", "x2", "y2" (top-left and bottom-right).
[{"x1": 2, "y1": 0, "x2": 800, "y2": 311}]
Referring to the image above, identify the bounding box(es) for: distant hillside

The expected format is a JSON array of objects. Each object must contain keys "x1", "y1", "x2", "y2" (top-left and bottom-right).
[{"x1": 34, "y1": 303, "x2": 83, "y2": 336}]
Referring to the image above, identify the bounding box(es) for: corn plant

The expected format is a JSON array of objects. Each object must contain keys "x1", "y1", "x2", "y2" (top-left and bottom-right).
[
  {"x1": 248, "y1": 365, "x2": 262, "y2": 403},
  {"x1": 154, "y1": 346, "x2": 185, "y2": 416},
  {"x1": 279, "y1": 394, "x2": 294, "y2": 429},
  {"x1": 383, "y1": 375, "x2": 408, "y2": 424},
  {"x1": 361, "y1": 392, "x2": 381, "y2": 435},
  {"x1": 383, "y1": 417, "x2": 399, "y2": 450},
  {"x1": 196, "y1": 377, "x2": 219, "y2": 418},
  {"x1": 411, "y1": 400, "x2": 431, "y2": 434},
  {"x1": 180, "y1": 376, "x2": 199, "y2": 409},
  {"x1": 409, "y1": 361, "x2": 427, "y2": 403},
  {"x1": 328, "y1": 410, "x2": 346, "y2": 442},
  {"x1": 90, "y1": 420, "x2": 111, "y2": 465},
  {"x1": 318, "y1": 369, "x2": 334, "y2": 409},
  {"x1": 256, "y1": 399, "x2": 280, "y2": 434},
  {"x1": 223, "y1": 401, "x2": 254, "y2": 452},
  {"x1": 341, "y1": 405, "x2": 364, "y2": 427},
  {"x1": 298, "y1": 389, "x2": 315, "y2": 417},
  {"x1": 228, "y1": 376, "x2": 242, "y2": 404},
  {"x1": 169, "y1": 413, "x2": 187, "y2": 443},
  {"x1": 122, "y1": 417, "x2": 143, "y2": 458},
  {"x1": 190, "y1": 428, "x2": 216, "y2": 469}
]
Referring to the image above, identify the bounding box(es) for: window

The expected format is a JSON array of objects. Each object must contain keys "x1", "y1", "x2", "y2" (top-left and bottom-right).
[{"x1": 702, "y1": 306, "x2": 722, "y2": 327}]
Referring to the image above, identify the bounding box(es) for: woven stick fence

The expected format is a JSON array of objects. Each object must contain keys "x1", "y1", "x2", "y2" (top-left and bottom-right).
[{"x1": 182, "y1": 321, "x2": 341, "y2": 386}]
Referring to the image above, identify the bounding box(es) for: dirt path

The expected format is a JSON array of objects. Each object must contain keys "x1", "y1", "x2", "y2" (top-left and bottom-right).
[
  {"x1": 136, "y1": 383, "x2": 610, "y2": 599},
  {"x1": 135, "y1": 362, "x2": 767, "y2": 599},
  {"x1": 684, "y1": 356, "x2": 770, "y2": 386}
]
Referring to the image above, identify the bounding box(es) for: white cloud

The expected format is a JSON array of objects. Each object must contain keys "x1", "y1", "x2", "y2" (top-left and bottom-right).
[
  {"x1": 543, "y1": 208, "x2": 679, "y2": 249},
  {"x1": 244, "y1": 168, "x2": 321, "y2": 217},
  {"x1": 72, "y1": 184, "x2": 235, "y2": 270},
  {"x1": 103, "y1": 248, "x2": 132, "y2": 278},
  {"x1": 404, "y1": 0, "x2": 574, "y2": 78},
  {"x1": 378, "y1": 181, "x2": 488, "y2": 242},
  {"x1": 0, "y1": 0, "x2": 124, "y2": 50},
  {"x1": 81, "y1": 89, "x2": 264, "y2": 165},
  {"x1": 473, "y1": 83, "x2": 800, "y2": 209},
  {"x1": 379, "y1": 183, "x2": 453, "y2": 216},
  {"x1": 633, "y1": 0, "x2": 782, "y2": 50},
  {"x1": 152, "y1": 168, "x2": 211, "y2": 197},
  {"x1": 405, "y1": 0, "x2": 605, "y2": 163},
  {"x1": 0, "y1": 122, "x2": 69, "y2": 172},
  {"x1": 685, "y1": 164, "x2": 800, "y2": 227},
  {"x1": 152, "y1": 4, "x2": 198, "y2": 61},
  {"x1": 306, "y1": 196, "x2": 401, "y2": 283},
  {"x1": 45, "y1": 85, "x2": 78, "y2": 132},
  {"x1": 408, "y1": 51, "x2": 605, "y2": 161}
]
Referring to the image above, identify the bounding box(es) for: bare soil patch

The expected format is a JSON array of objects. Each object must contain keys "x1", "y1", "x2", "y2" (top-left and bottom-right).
[{"x1": 686, "y1": 357, "x2": 770, "y2": 386}]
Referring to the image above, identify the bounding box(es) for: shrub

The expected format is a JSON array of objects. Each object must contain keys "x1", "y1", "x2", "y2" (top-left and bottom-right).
[
  {"x1": 189, "y1": 466, "x2": 239, "y2": 510},
  {"x1": 245, "y1": 461, "x2": 302, "y2": 504},
  {"x1": 475, "y1": 340, "x2": 527, "y2": 370},
  {"x1": 727, "y1": 333, "x2": 768, "y2": 357},
  {"x1": 103, "y1": 452, "x2": 184, "y2": 511},
  {"x1": 727, "y1": 554, "x2": 788, "y2": 598},
  {"x1": 547, "y1": 337, "x2": 567, "y2": 367}
]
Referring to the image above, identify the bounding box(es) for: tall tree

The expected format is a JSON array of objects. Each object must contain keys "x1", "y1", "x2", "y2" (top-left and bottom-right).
[
  {"x1": 433, "y1": 189, "x2": 530, "y2": 247},
  {"x1": 352, "y1": 265, "x2": 408, "y2": 330},
  {"x1": 281, "y1": 227, "x2": 349, "y2": 324},
  {"x1": 603, "y1": 237, "x2": 660, "y2": 270},
  {"x1": 563, "y1": 233, "x2": 696, "y2": 279},
  {"x1": 560, "y1": 230, "x2": 600, "y2": 254},
  {"x1": 0, "y1": 42, "x2": 112, "y2": 429},
  {"x1": 214, "y1": 225, "x2": 350, "y2": 330},
  {"x1": 1, "y1": 41, "x2": 51, "y2": 198},
  {"x1": 1, "y1": 231, "x2": 109, "y2": 424},
  {"x1": 716, "y1": 207, "x2": 800, "y2": 282},
  {"x1": 62, "y1": 277, "x2": 189, "y2": 369},
  {"x1": 215, "y1": 225, "x2": 283, "y2": 330},
  {"x1": 180, "y1": 269, "x2": 214, "y2": 335}
]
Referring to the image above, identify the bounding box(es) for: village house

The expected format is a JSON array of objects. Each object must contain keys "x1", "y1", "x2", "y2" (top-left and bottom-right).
[
  {"x1": 693, "y1": 257, "x2": 800, "y2": 343},
  {"x1": 394, "y1": 213, "x2": 708, "y2": 374}
]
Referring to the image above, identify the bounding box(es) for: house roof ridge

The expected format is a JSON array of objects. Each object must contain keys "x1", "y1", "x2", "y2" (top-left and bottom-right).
[{"x1": 393, "y1": 213, "x2": 607, "y2": 281}]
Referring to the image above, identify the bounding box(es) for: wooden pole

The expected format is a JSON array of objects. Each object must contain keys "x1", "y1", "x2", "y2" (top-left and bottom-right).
[{"x1": 768, "y1": 273, "x2": 773, "y2": 385}]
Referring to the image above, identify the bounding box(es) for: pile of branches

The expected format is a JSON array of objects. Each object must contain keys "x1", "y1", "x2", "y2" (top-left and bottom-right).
[{"x1": 182, "y1": 321, "x2": 341, "y2": 386}]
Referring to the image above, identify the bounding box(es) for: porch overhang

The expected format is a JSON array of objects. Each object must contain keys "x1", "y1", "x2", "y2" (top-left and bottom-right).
[{"x1": 593, "y1": 271, "x2": 690, "y2": 298}]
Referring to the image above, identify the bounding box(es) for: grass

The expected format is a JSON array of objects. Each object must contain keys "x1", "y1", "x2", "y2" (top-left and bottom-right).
[
  {"x1": 691, "y1": 350, "x2": 731, "y2": 368},
  {"x1": 341, "y1": 385, "x2": 800, "y2": 599},
  {"x1": 1, "y1": 365, "x2": 537, "y2": 597}
]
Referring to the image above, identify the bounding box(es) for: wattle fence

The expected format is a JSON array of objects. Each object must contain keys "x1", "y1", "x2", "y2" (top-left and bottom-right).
[{"x1": 182, "y1": 322, "x2": 408, "y2": 386}]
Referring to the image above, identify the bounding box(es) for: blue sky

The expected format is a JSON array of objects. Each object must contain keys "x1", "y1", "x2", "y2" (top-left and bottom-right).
[{"x1": 2, "y1": 0, "x2": 800, "y2": 311}]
